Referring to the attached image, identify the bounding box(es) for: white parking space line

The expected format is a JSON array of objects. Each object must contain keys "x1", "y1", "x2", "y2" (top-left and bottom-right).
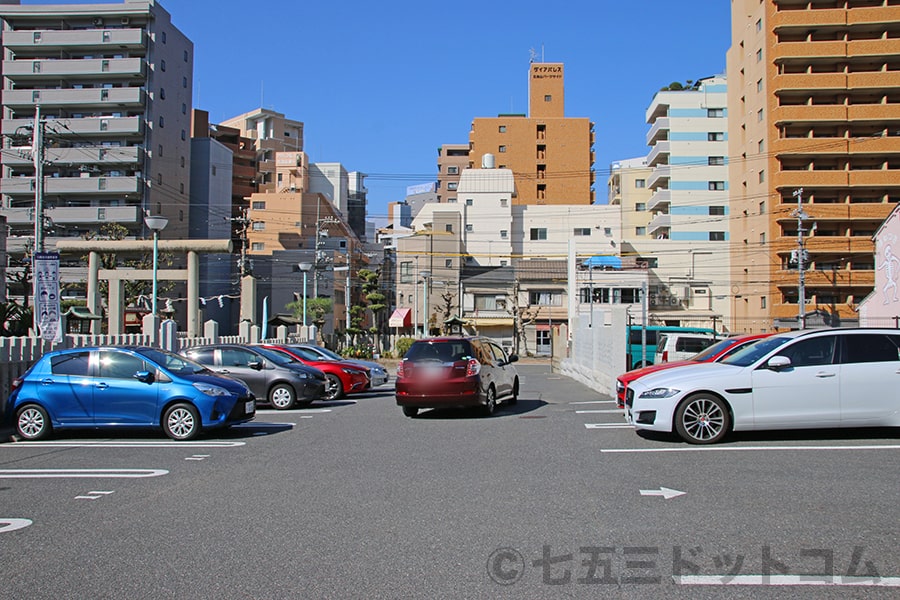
[
  {"x1": 0, "y1": 519, "x2": 33, "y2": 534},
  {"x1": 570, "y1": 400, "x2": 617, "y2": 405},
  {"x1": 256, "y1": 408, "x2": 333, "y2": 414},
  {"x1": 185, "y1": 455, "x2": 209, "y2": 461},
  {"x1": 675, "y1": 575, "x2": 900, "y2": 587},
  {"x1": 601, "y1": 444, "x2": 900, "y2": 454},
  {"x1": 584, "y1": 423, "x2": 634, "y2": 430},
  {"x1": 576, "y1": 409, "x2": 623, "y2": 414},
  {"x1": 0, "y1": 469, "x2": 169, "y2": 479},
  {"x1": 231, "y1": 422, "x2": 295, "y2": 427},
  {"x1": 8, "y1": 441, "x2": 245, "y2": 448},
  {"x1": 75, "y1": 490, "x2": 115, "y2": 500}
]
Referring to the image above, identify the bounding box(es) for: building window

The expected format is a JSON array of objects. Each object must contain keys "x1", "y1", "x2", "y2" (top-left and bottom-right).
[
  {"x1": 157, "y1": 173, "x2": 162, "y2": 185},
  {"x1": 761, "y1": 296, "x2": 767, "y2": 309},
  {"x1": 158, "y1": 116, "x2": 164, "y2": 128},
  {"x1": 707, "y1": 108, "x2": 724, "y2": 118},
  {"x1": 447, "y1": 182, "x2": 458, "y2": 191},
  {"x1": 158, "y1": 144, "x2": 163, "y2": 157},
  {"x1": 475, "y1": 295, "x2": 506, "y2": 311},
  {"x1": 159, "y1": 88, "x2": 166, "y2": 100},
  {"x1": 252, "y1": 222, "x2": 265, "y2": 231},
  {"x1": 759, "y1": 201, "x2": 766, "y2": 214},
  {"x1": 758, "y1": 139, "x2": 764, "y2": 153},
  {"x1": 251, "y1": 242, "x2": 265, "y2": 251},
  {"x1": 757, "y1": 109, "x2": 764, "y2": 121},
  {"x1": 499, "y1": 125, "x2": 506, "y2": 133},
  {"x1": 709, "y1": 206, "x2": 725, "y2": 216},
  {"x1": 574, "y1": 228, "x2": 591, "y2": 236},
  {"x1": 529, "y1": 290, "x2": 562, "y2": 306},
  {"x1": 447, "y1": 166, "x2": 459, "y2": 175},
  {"x1": 756, "y1": 49, "x2": 762, "y2": 62},
  {"x1": 181, "y1": 130, "x2": 186, "y2": 141},
  {"x1": 708, "y1": 132, "x2": 724, "y2": 141},
  {"x1": 758, "y1": 170, "x2": 765, "y2": 183},
  {"x1": 465, "y1": 198, "x2": 473, "y2": 206},
  {"x1": 603, "y1": 227, "x2": 612, "y2": 236},
  {"x1": 180, "y1": 183, "x2": 184, "y2": 194},
  {"x1": 635, "y1": 203, "x2": 646, "y2": 212},
  {"x1": 445, "y1": 223, "x2": 453, "y2": 233},
  {"x1": 500, "y1": 260, "x2": 508, "y2": 267},
  {"x1": 756, "y1": 18, "x2": 762, "y2": 32},
  {"x1": 447, "y1": 197, "x2": 457, "y2": 203},
  {"x1": 445, "y1": 259, "x2": 452, "y2": 268},
  {"x1": 212, "y1": 166, "x2": 217, "y2": 176},
  {"x1": 709, "y1": 181, "x2": 726, "y2": 191},
  {"x1": 180, "y1": 156, "x2": 185, "y2": 168},
  {"x1": 500, "y1": 230, "x2": 508, "y2": 239},
  {"x1": 709, "y1": 156, "x2": 725, "y2": 166},
  {"x1": 466, "y1": 224, "x2": 473, "y2": 232},
  {"x1": 184, "y1": 50, "x2": 189, "y2": 62},
  {"x1": 709, "y1": 231, "x2": 726, "y2": 241},
  {"x1": 161, "y1": 31, "x2": 167, "y2": 44},
  {"x1": 183, "y1": 76, "x2": 188, "y2": 88},
  {"x1": 400, "y1": 262, "x2": 413, "y2": 283},
  {"x1": 160, "y1": 60, "x2": 166, "y2": 72},
  {"x1": 635, "y1": 179, "x2": 646, "y2": 188},
  {"x1": 530, "y1": 228, "x2": 547, "y2": 240},
  {"x1": 636, "y1": 227, "x2": 647, "y2": 236},
  {"x1": 252, "y1": 201, "x2": 266, "y2": 210},
  {"x1": 182, "y1": 103, "x2": 187, "y2": 115},
  {"x1": 498, "y1": 145, "x2": 507, "y2": 153},
  {"x1": 759, "y1": 232, "x2": 766, "y2": 245},
  {"x1": 500, "y1": 198, "x2": 508, "y2": 207}
]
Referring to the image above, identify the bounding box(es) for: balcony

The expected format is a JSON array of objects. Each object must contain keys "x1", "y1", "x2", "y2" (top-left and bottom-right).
[
  {"x1": 0, "y1": 175, "x2": 141, "y2": 196},
  {"x1": 1, "y1": 28, "x2": 146, "y2": 51},
  {"x1": 646, "y1": 117, "x2": 669, "y2": 145},
  {"x1": 772, "y1": 41, "x2": 848, "y2": 61},
  {"x1": 647, "y1": 188, "x2": 671, "y2": 212},
  {"x1": 2, "y1": 58, "x2": 145, "y2": 80},
  {"x1": 773, "y1": 169, "x2": 849, "y2": 189},
  {"x1": 847, "y1": 103, "x2": 900, "y2": 122},
  {"x1": 646, "y1": 141, "x2": 670, "y2": 168},
  {"x1": 2, "y1": 87, "x2": 145, "y2": 110},
  {"x1": 772, "y1": 104, "x2": 848, "y2": 124},
  {"x1": 3, "y1": 116, "x2": 143, "y2": 137},
  {"x1": 771, "y1": 137, "x2": 848, "y2": 156},
  {"x1": 647, "y1": 165, "x2": 671, "y2": 190},
  {"x1": 848, "y1": 6, "x2": 900, "y2": 26},
  {"x1": 2, "y1": 146, "x2": 142, "y2": 167},
  {"x1": 772, "y1": 73, "x2": 847, "y2": 93},
  {"x1": 0, "y1": 205, "x2": 141, "y2": 226},
  {"x1": 849, "y1": 169, "x2": 900, "y2": 187},
  {"x1": 647, "y1": 213, "x2": 671, "y2": 237},
  {"x1": 772, "y1": 268, "x2": 875, "y2": 289},
  {"x1": 771, "y1": 8, "x2": 846, "y2": 29},
  {"x1": 848, "y1": 38, "x2": 900, "y2": 59},
  {"x1": 847, "y1": 71, "x2": 900, "y2": 91}
]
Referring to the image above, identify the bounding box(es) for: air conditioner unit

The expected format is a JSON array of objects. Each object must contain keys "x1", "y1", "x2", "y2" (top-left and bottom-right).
[{"x1": 121, "y1": 17, "x2": 130, "y2": 25}]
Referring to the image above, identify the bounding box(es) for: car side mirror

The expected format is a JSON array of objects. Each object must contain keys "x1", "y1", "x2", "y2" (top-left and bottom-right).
[
  {"x1": 134, "y1": 370, "x2": 154, "y2": 383},
  {"x1": 248, "y1": 361, "x2": 264, "y2": 371},
  {"x1": 507, "y1": 354, "x2": 519, "y2": 364},
  {"x1": 766, "y1": 355, "x2": 791, "y2": 370}
]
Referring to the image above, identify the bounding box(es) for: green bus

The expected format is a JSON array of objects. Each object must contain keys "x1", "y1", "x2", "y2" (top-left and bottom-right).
[{"x1": 626, "y1": 325, "x2": 716, "y2": 370}]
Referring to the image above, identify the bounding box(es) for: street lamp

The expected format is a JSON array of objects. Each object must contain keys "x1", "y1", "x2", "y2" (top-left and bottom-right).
[
  {"x1": 420, "y1": 270, "x2": 431, "y2": 337},
  {"x1": 298, "y1": 262, "x2": 313, "y2": 327},
  {"x1": 144, "y1": 215, "x2": 168, "y2": 344}
]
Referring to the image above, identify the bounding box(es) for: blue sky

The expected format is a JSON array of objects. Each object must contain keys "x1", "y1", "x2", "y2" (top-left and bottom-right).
[{"x1": 28, "y1": 0, "x2": 732, "y2": 220}]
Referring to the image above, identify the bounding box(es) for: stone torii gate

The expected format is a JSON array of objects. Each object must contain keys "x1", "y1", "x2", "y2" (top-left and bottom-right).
[{"x1": 56, "y1": 239, "x2": 233, "y2": 337}]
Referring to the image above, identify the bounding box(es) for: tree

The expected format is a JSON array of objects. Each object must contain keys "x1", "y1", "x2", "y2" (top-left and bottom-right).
[
  {"x1": 357, "y1": 268, "x2": 387, "y2": 351},
  {"x1": 286, "y1": 297, "x2": 332, "y2": 330},
  {"x1": 439, "y1": 289, "x2": 457, "y2": 335}
]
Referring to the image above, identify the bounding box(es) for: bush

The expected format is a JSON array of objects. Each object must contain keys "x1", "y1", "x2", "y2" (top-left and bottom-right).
[{"x1": 394, "y1": 337, "x2": 415, "y2": 358}]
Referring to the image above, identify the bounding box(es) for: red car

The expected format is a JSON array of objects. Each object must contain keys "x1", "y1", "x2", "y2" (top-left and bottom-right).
[
  {"x1": 615, "y1": 333, "x2": 772, "y2": 409},
  {"x1": 262, "y1": 345, "x2": 370, "y2": 401}
]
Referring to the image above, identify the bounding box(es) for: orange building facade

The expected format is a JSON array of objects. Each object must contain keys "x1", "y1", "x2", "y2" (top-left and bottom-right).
[
  {"x1": 727, "y1": 0, "x2": 900, "y2": 331},
  {"x1": 468, "y1": 63, "x2": 595, "y2": 205}
]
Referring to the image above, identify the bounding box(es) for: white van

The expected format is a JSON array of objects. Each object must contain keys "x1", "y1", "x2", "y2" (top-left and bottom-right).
[{"x1": 654, "y1": 333, "x2": 718, "y2": 364}]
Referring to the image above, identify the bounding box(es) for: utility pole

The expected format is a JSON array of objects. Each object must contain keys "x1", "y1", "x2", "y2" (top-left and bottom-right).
[
  {"x1": 33, "y1": 104, "x2": 45, "y2": 253},
  {"x1": 314, "y1": 215, "x2": 341, "y2": 298},
  {"x1": 229, "y1": 207, "x2": 253, "y2": 276},
  {"x1": 792, "y1": 188, "x2": 809, "y2": 329}
]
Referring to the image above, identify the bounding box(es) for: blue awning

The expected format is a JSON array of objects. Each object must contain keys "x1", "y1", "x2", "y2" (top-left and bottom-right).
[{"x1": 583, "y1": 255, "x2": 622, "y2": 270}]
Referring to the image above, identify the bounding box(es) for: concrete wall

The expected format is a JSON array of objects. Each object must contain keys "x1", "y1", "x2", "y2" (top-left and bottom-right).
[{"x1": 559, "y1": 305, "x2": 628, "y2": 399}]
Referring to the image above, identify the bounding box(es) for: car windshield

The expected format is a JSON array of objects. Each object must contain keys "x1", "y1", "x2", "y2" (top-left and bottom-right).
[
  {"x1": 308, "y1": 346, "x2": 343, "y2": 361},
  {"x1": 405, "y1": 341, "x2": 471, "y2": 362},
  {"x1": 135, "y1": 347, "x2": 209, "y2": 375},
  {"x1": 287, "y1": 346, "x2": 323, "y2": 361},
  {"x1": 255, "y1": 346, "x2": 297, "y2": 365},
  {"x1": 690, "y1": 337, "x2": 739, "y2": 361},
  {"x1": 720, "y1": 336, "x2": 791, "y2": 367}
]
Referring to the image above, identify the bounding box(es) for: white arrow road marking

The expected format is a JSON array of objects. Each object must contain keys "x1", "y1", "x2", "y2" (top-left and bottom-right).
[
  {"x1": 675, "y1": 575, "x2": 900, "y2": 587},
  {"x1": 75, "y1": 490, "x2": 115, "y2": 500},
  {"x1": 0, "y1": 519, "x2": 33, "y2": 534},
  {"x1": 0, "y1": 469, "x2": 168, "y2": 479},
  {"x1": 584, "y1": 423, "x2": 633, "y2": 429},
  {"x1": 9, "y1": 441, "x2": 245, "y2": 448},
  {"x1": 639, "y1": 487, "x2": 686, "y2": 500},
  {"x1": 603, "y1": 444, "x2": 900, "y2": 454}
]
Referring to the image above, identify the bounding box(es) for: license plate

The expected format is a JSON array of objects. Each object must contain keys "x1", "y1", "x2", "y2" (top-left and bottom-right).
[{"x1": 245, "y1": 400, "x2": 255, "y2": 414}]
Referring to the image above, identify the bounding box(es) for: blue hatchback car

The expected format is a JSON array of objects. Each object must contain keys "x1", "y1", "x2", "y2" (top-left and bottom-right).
[{"x1": 6, "y1": 346, "x2": 256, "y2": 441}]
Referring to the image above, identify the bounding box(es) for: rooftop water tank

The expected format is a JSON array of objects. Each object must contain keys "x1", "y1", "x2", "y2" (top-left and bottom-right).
[{"x1": 482, "y1": 153, "x2": 496, "y2": 169}]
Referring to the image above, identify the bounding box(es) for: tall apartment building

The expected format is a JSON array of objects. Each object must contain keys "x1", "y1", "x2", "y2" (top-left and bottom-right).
[
  {"x1": 219, "y1": 107, "x2": 303, "y2": 193},
  {"x1": 0, "y1": 0, "x2": 193, "y2": 258},
  {"x1": 468, "y1": 62, "x2": 595, "y2": 205},
  {"x1": 728, "y1": 0, "x2": 900, "y2": 331},
  {"x1": 608, "y1": 157, "x2": 653, "y2": 240},
  {"x1": 645, "y1": 76, "x2": 731, "y2": 242}
]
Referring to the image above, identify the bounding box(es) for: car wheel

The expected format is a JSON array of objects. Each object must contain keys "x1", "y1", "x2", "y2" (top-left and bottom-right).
[
  {"x1": 402, "y1": 406, "x2": 418, "y2": 418},
  {"x1": 674, "y1": 394, "x2": 730, "y2": 444},
  {"x1": 269, "y1": 384, "x2": 297, "y2": 410},
  {"x1": 482, "y1": 385, "x2": 497, "y2": 417},
  {"x1": 163, "y1": 403, "x2": 200, "y2": 441},
  {"x1": 324, "y1": 374, "x2": 344, "y2": 401},
  {"x1": 509, "y1": 378, "x2": 519, "y2": 405},
  {"x1": 16, "y1": 404, "x2": 51, "y2": 441}
]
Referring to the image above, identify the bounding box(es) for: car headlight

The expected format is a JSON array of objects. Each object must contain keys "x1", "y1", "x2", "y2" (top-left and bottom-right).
[
  {"x1": 342, "y1": 368, "x2": 363, "y2": 375},
  {"x1": 193, "y1": 382, "x2": 231, "y2": 397},
  {"x1": 615, "y1": 380, "x2": 625, "y2": 393},
  {"x1": 639, "y1": 387, "x2": 681, "y2": 399},
  {"x1": 293, "y1": 372, "x2": 309, "y2": 379}
]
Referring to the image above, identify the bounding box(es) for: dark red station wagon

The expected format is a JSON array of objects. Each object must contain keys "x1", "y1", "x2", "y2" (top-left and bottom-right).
[{"x1": 395, "y1": 337, "x2": 519, "y2": 417}]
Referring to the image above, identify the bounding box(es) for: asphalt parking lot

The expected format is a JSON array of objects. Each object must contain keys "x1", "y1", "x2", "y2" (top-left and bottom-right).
[{"x1": 1, "y1": 364, "x2": 898, "y2": 599}]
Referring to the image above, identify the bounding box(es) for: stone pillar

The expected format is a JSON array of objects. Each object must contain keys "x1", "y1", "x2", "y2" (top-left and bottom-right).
[
  {"x1": 276, "y1": 324, "x2": 287, "y2": 341},
  {"x1": 108, "y1": 279, "x2": 125, "y2": 335},
  {"x1": 87, "y1": 251, "x2": 100, "y2": 334},
  {"x1": 187, "y1": 250, "x2": 200, "y2": 337},
  {"x1": 204, "y1": 319, "x2": 219, "y2": 343},
  {"x1": 160, "y1": 319, "x2": 178, "y2": 351},
  {"x1": 240, "y1": 275, "x2": 256, "y2": 324}
]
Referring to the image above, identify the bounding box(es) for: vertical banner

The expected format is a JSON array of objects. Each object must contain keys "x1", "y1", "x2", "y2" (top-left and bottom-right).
[{"x1": 34, "y1": 252, "x2": 62, "y2": 343}]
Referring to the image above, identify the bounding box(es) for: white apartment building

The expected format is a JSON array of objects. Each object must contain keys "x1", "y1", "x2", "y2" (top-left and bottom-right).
[
  {"x1": 608, "y1": 157, "x2": 653, "y2": 240},
  {"x1": 219, "y1": 107, "x2": 303, "y2": 193},
  {"x1": 0, "y1": 0, "x2": 194, "y2": 257}
]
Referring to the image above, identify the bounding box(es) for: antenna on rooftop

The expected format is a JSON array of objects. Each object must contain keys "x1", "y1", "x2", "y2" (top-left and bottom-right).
[{"x1": 529, "y1": 48, "x2": 538, "y2": 63}]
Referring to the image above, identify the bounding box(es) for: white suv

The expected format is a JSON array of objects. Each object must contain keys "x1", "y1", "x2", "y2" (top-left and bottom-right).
[{"x1": 654, "y1": 333, "x2": 718, "y2": 364}]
